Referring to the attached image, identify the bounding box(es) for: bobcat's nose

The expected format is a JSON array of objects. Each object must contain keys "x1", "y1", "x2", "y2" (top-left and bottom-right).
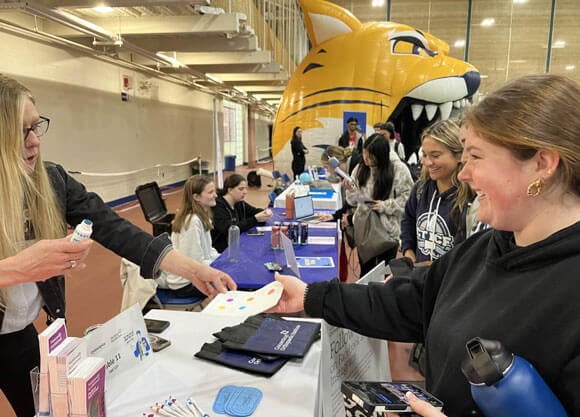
[{"x1": 464, "y1": 71, "x2": 481, "y2": 96}]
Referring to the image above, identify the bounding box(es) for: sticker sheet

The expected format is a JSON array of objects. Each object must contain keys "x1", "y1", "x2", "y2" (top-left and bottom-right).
[{"x1": 202, "y1": 281, "x2": 283, "y2": 316}]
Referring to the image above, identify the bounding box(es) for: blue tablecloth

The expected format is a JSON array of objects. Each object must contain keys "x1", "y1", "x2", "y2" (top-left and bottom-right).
[{"x1": 211, "y1": 209, "x2": 338, "y2": 289}]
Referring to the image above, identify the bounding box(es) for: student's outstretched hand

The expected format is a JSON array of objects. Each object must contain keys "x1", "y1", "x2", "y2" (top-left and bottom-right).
[
  {"x1": 5, "y1": 236, "x2": 93, "y2": 285},
  {"x1": 191, "y1": 263, "x2": 237, "y2": 297},
  {"x1": 160, "y1": 250, "x2": 236, "y2": 297},
  {"x1": 267, "y1": 272, "x2": 307, "y2": 314}
]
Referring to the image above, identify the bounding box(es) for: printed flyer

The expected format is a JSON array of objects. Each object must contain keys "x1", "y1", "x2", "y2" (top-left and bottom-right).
[{"x1": 83, "y1": 303, "x2": 154, "y2": 404}]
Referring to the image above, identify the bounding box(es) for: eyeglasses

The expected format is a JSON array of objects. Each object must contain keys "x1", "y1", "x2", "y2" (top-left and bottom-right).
[{"x1": 23, "y1": 116, "x2": 50, "y2": 142}]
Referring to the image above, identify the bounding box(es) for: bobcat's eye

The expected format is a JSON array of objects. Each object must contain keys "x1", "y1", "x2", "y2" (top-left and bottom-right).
[
  {"x1": 389, "y1": 31, "x2": 438, "y2": 57},
  {"x1": 392, "y1": 40, "x2": 436, "y2": 57},
  {"x1": 303, "y1": 62, "x2": 324, "y2": 74}
]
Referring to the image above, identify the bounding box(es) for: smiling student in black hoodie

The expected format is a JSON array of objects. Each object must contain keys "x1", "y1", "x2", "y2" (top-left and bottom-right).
[
  {"x1": 400, "y1": 119, "x2": 475, "y2": 265},
  {"x1": 268, "y1": 75, "x2": 580, "y2": 417}
]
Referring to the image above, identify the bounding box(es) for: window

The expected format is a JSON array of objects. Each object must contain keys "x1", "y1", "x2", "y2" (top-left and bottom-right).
[{"x1": 223, "y1": 100, "x2": 245, "y2": 165}]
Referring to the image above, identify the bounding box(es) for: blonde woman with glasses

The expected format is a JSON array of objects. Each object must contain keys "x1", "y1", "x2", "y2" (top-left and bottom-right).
[{"x1": 0, "y1": 75, "x2": 235, "y2": 417}]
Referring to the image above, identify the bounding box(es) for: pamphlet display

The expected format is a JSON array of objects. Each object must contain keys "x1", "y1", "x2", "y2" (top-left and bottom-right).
[
  {"x1": 38, "y1": 318, "x2": 68, "y2": 416},
  {"x1": 83, "y1": 303, "x2": 154, "y2": 404},
  {"x1": 68, "y1": 357, "x2": 107, "y2": 417},
  {"x1": 48, "y1": 337, "x2": 86, "y2": 416},
  {"x1": 34, "y1": 304, "x2": 154, "y2": 416}
]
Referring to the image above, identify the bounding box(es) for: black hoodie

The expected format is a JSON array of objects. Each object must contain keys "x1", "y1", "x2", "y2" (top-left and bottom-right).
[
  {"x1": 305, "y1": 221, "x2": 580, "y2": 416},
  {"x1": 401, "y1": 180, "x2": 458, "y2": 263},
  {"x1": 211, "y1": 195, "x2": 263, "y2": 253}
]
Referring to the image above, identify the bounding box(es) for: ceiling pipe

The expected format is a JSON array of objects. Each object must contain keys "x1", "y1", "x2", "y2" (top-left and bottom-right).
[
  {"x1": 0, "y1": 1, "x2": 118, "y2": 41},
  {"x1": 0, "y1": 1, "x2": 278, "y2": 114}
]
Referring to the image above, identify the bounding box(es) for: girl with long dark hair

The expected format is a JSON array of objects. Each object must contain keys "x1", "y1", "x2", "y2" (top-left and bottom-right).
[
  {"x1": 290, "y1": 126, "x2": 308, "y2": 179},
  {"x1": 346, "y1": 133, "x2": 414, "y2": 275}
]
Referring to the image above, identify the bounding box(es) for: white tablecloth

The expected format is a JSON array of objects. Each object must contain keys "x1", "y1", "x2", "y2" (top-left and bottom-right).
[{"x1": 106, "y1": 310, "x2": 322, "y2": 417}]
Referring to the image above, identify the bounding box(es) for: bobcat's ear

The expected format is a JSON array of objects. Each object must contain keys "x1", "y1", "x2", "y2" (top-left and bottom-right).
[{"x1": 300, "y1": 0, "x2": 362, "y2": 47}]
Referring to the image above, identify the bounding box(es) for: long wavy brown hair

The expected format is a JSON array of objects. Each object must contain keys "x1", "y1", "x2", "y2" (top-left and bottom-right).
[{"x1": 172, "y1": 175, "x2": 214, "y2": 233}]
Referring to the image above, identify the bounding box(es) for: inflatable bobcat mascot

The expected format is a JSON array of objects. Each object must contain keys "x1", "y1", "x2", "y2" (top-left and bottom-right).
[{"x1": 272, "y1": 0, "x2": 480, "y2": 174}]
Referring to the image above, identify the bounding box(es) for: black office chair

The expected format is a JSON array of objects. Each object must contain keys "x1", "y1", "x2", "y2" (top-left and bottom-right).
[{"x1": 135, "y1": 182, "x2": 175, "y2": 236}]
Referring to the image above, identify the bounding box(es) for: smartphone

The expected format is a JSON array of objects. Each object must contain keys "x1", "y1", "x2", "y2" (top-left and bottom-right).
[
  {"x1": 341, "y1": 381, "x2": 443, "y2": 413},
  {"x1": 264, "y1": 261, "x2": 283, "y2": 272},
  {"x1": 144, "y1": 318, "x2": 170, "y2": 334},
  {"x1": 148, "y1": 334, "x2": 171, "y2": 352},
  {"x1": 388, "y1": 257, "x2": 415, "y2": 278},
  {"x1": 247, "y1": 231, "x2": 265, "y2": 236}
]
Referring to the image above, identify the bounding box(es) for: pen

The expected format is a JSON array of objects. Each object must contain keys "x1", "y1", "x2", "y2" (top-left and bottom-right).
[
  {"x1": 167, "y1": 398, "x2": 197, "y2": 417},
  {"x1": 165, "y1": 400, "x2": 186, "y2": 417},
  {"x1": 186, "y1": 397, "x2": 210, "y2": 417},
  {"x1": 185, "y1": 398, "x2": 200, "y2": 417},
  {"x1": 150, "y1": 405, "x2": 175, "y2": 417},
  {"x1": 151, "y1": 403, "x2": 182, "y2": 417}
]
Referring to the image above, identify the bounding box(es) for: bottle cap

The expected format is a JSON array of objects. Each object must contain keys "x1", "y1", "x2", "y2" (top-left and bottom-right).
[{"x1": 460, "y1": 337, "x2": 514, "y2": 386}]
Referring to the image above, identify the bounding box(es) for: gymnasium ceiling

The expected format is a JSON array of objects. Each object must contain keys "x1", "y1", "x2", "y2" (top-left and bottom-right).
[{"x1": 0, "y1": 0, "x2": 578, "y2": 110}]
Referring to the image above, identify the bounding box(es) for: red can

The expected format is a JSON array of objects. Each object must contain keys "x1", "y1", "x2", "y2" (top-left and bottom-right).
[
  {"x1": 271, "y1": 224, "x2": 281, "y2": 249},
  {"x1": 280, "y1": 224, "x2": 289, "y2": 240}
]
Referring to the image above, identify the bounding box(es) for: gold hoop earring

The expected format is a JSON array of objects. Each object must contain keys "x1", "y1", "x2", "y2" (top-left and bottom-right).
[{"x1": 527, "y1": 177, "x2": 544, "y2": 197}]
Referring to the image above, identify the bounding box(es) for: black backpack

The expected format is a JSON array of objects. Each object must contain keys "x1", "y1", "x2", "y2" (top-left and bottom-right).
[
  {"x1": 400, "y1": 147, "x2": 421, "y2": 182},
  {"x1": 407, "y1": 163, "x2": 422, "y2": 182}
]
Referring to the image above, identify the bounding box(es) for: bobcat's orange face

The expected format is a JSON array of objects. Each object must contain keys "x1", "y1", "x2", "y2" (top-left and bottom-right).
[{"x1": 272, "y1": 0, "x2": 479, "y2": 170}]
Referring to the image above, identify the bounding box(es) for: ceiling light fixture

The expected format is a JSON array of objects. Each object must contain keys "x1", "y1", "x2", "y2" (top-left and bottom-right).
[
  {"x1": 565, "y1": 65, "x2": 575, "y2": 71},
  {"x1": 454, "y1": 40, "x2": 465, "y2": 48},
  {"x1": 513, "y1": 0, "x2": 527, "y2": 3},
  {"x1": 481, "y1": 18, "x2": 495, "y2": 27},
  {"x1": 371, "y1": 0, "x2": 385, "y2": 7},
  {"x1": 155, "y1": 52, "x2": 182, "y2": 68},
  {"x1": 233, "y1": 87, "x2": 247, "y2": 96},
  {"x1": 93, "y1": 5, "x2": 113, "y2": 13},
  {"x1": 553, "y1": 40, "x2": 566, "y2": 48},
  {"x1": 205, "y1": 74, "x2": 223, "y2": 85}
]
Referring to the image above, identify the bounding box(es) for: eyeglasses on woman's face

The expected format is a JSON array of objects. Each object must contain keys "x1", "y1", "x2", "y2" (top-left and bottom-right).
[{"x1": 23, "y1": 116, "x2": 50, "y2": 142}]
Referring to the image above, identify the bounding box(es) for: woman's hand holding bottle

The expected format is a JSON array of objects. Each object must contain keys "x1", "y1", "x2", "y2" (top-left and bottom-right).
[{"x1": 5, "y1": 236, "x2": 93, "y2": 284}]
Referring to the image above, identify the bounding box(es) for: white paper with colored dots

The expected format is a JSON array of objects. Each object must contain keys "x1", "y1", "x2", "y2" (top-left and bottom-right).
[{"x1": 201, "y1": 281, "x2": 284, "y2": 317}]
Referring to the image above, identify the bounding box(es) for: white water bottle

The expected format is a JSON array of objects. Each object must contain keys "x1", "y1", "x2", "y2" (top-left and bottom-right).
[
  {"x1": 71, "y1": 219, "x2": 93, "y2": 242},
  {"x1": 227, "y1": 221, "x2": 240, "y2": 263}
]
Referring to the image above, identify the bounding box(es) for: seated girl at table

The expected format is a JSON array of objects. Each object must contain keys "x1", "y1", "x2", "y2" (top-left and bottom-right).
[
  {"x1": 156, "y1": 175, "x2": 219, "y2": 298},
  {"x1": 211, "y1": 174, "x2": 273, "y2": 252}
]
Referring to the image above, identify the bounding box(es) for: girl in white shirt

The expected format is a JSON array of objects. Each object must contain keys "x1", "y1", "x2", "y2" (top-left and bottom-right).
[{"x1": 157, "y1": 175, "x2": 220, "y2": 297}]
